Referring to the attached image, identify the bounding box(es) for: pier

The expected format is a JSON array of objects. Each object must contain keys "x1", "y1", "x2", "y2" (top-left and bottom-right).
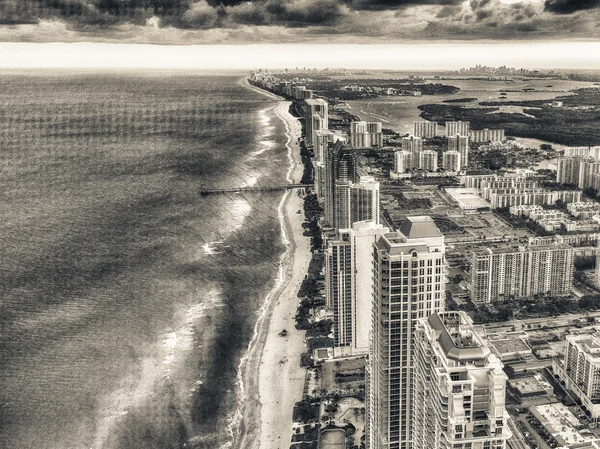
[{"x1": 200, "y1": 184, "x2": 308, "y2": 195}]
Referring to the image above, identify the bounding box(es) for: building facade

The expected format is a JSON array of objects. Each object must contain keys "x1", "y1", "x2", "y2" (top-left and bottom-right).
[
  {"x1": 367, "y1": 217, "x2": 447, "y2": 449},
  {"x1": 419, "y1": 150, "x2": 438, "y2": 171},
  {"x1": 333, "y1": 176, "x2": 380, "y2": 230},
  {"x1": 470, "y1": 245, "x2": 574, "y2": 304},
  {"x1": 303, "y1": 99, "x2": 329, "y2": 147},
  {"x1": 413, "y1": 120, "x2": 437, "y2": 139},
  {"x1": 351, "y1": 121, "x2": 384, "y2": 148},
  {"x1": 394, "y1": 150, "x2": 412, "y2": 175},
  {"x1": 401, "y1": 135, "x2": 423, "y2": 169},
  {"x1": 470, "y1": 128, "x2": 505, "y2": 143},
  {"x1": 446, "y1": 121, "x2": 470, "y2": 137},
  {"x1": 554, "y1": 330, "x2": 600, "y2": 420},
  {"x1": 413, "y1": 312, "x2": 511, "y2": 449},
  {"x1": 442, "y1": 150, "x2": 461, "y2": 172},
  {"x1": 448, "y1": 134, "x2": 469, "y2": 168},
  {"x1": 326, "y1": 221, "x2": 389, "y2": 357}
]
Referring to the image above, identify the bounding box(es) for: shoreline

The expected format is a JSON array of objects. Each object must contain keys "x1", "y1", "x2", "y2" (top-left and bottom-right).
[{"x1": 234, "y1": 88, "x2": 310, "y2": 448}]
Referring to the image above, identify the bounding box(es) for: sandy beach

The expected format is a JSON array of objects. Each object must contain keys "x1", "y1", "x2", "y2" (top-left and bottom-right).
[{"x1": 235, "y1": 99, "x2": 312, "y2": 449}]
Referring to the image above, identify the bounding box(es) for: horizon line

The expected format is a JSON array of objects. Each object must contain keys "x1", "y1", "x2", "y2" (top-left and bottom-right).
[{"x1": 2, "y1": 41, "x2": 600, "y2": 70}]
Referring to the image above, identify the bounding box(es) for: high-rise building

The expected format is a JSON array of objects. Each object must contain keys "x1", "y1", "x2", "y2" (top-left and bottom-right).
[
  {"x1": 470, "y1": 244, "x2": 574, "y2": 304},
  {"x1": 413, "y1": 311, "x2": 511, "y2": 449},
  {"x1": 413, "y1": 121, "x2": 437, "y2": 139},
  {"x1": 448, "y1": 134, "x2": 469, "y2": 168},
  {"x1": 563, "y1": 146, "x2": 600, "y2": 159},
  {"x1": 351, "y1": 121, "x2": 384, "y2": 148},
  {"x1": 556, "y1": 157, "x2": 583, "y2": 186},
  {"x1": 326, "y1": 221, "x2": 389, "y2": 357},
  {"x1": 579, "y1": 159, "x2": 600, "y2": 189},
  {"x1": 442, "y1": 150, "x2": 461, "y2": 172},
  {"x1": 401, "y1": 135, "x2": 423, "y2": 169},
  {"x1": 554, "y1": 330, "x2": 600, "y2": 420},
  {"x1": 469, "y1": 128, "x2": 505, "y2": 143},
  {"x1": 313, "y1": 130, "x2": 348, "y2": 198},
  {"x1": 333, "y1": 176, "x2": 380, "y2": 230},
  {"x1": 393, "y1": 151, "x2": 412, "y2": 175},
  {"x1": 367, "y1": 217, "x2": 447, "y2": 449},
  {"x1": 323, "y1": 145, "x2": 358, "y2": 226},
  {"x1": 446, "y1": 121, "x2": 470, "y2": 137},
  {"x1": 419, "y1": 150, "x2": 438, "y2": 171},
  {"x1": 303, "y1": 99, "x2": 329, "y2": 147}
]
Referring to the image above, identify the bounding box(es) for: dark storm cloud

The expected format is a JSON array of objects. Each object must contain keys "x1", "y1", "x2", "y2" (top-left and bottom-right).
[
  {"x1": 343, "y1": 0, "x2": 460, "y2": 10},
  {"x1": 0, "y1": 0, "x2": 599, "y2": 40},
  {"x1": 544, "y1": 0, "x2": 600, "y2": 14}
]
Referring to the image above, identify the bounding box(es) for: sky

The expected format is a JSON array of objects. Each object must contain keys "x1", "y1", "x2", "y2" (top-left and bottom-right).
[
  {"x1": 0, "y1": 0, "x2": 599, "y2": 44},
  {"x1": 0, "y1": 0, "x2": 599, "y2": 69}
]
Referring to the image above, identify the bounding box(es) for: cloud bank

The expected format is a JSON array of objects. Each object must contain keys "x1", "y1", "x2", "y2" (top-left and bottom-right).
[{"x1": 0, "y1": 0, "x2": 598, "y2": 43}]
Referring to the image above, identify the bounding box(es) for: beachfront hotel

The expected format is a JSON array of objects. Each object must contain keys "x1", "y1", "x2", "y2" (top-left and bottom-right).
[
  {"x1": 366, "y1": 217, "x2": 447, "y2": 449},
  {"x1": 326, "y1": 220, "x2": 389, "y2": 357},
  {"x1": 413, "y1": 311, "x2": 510, "y2": 449},
  {"x1": 323, "y1": 144, "x2": 359, "y2": 227},
  {"x1": 302, "y1": 98, "x2": 329, "y2": 147}
]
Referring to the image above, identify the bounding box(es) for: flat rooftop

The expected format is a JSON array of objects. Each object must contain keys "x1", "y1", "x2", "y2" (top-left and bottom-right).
[{"x1": 444, "y1": 188, "x2": 490, "y2": 209}]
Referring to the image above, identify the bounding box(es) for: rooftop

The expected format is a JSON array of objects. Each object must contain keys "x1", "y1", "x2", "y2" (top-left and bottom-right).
[
  {"x1": 399, "y1": 215, "x2": 442, "y2": 239},
  {"x1": 428, "y1": 312, "x2": 491, "y2": 362}
]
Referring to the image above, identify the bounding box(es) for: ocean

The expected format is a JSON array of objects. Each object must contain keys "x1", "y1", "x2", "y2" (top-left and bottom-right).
[{"x1": 0, "y1": 71, "x2": 289, "y2": 449}]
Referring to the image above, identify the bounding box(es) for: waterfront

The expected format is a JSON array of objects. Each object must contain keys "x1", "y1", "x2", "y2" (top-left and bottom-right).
[
  {"x1": 346, "y1": 77, "x2": 597, "y2": 146},
  {"x1": 0, "y1": 71, "x2": 292, "y2": 449}
]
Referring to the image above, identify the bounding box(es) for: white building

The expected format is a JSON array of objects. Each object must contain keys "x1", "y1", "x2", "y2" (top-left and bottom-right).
[
  {"x1": 333, "y1": 176, "x2": 380, "y2": 230},
  {"x1": 401, "y1": 135, "x2": 423, "y2": 169},
  {"x1": 413, "y1": 120, "x2": 437, "y2": 138},
  {"x1": 303, "y1": 99, "x2": 328, "y2": 147},
  {"x1": 470, "y1": 244, "x2": 574, "y2": 304},
  {"x1": 393, "y1": 150, "x2": 412, "y2": 175},
  {"x1": 413, "y1": 311, "x2": 511, "y2": 449},
  {"x1": 470, "y1": 128, "x2": 505, "y2": 143},
  {"x1": 351, "y1": 121, "x2": 383, "y2": 148},
  {"x1": 554, "y1": 330, "x2": 600, "y2": 420},
  {"x1": 326, "y1": 221, "x2": 389, "y2": 357},
  {"x1": 446, "y1": 121, "x2": 470, "y2": 137}
]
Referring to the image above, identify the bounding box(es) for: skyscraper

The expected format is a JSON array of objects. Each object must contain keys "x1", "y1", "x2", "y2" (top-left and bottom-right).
[
  {"x1": 323, "y1": 144, "x2": 358, "y2": 226},
  {"x1": 326, "y1": 221, "x2": 389, "y2": 357},
  {"x1": 413, "y1": 311, "x2": 511, "y2": 449},
  {"x1": 367, "y1": 217, "x2": 447, "y2": 449},
  {"x1": 333, "y1": 176, "x2": 380, "y2": 230},
  {"x1": 413, "y1": 121, "x2": 437, "y2": 139},
  {"x1": 303, "y1": 98, "x2": 329, "y2": 147}
]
